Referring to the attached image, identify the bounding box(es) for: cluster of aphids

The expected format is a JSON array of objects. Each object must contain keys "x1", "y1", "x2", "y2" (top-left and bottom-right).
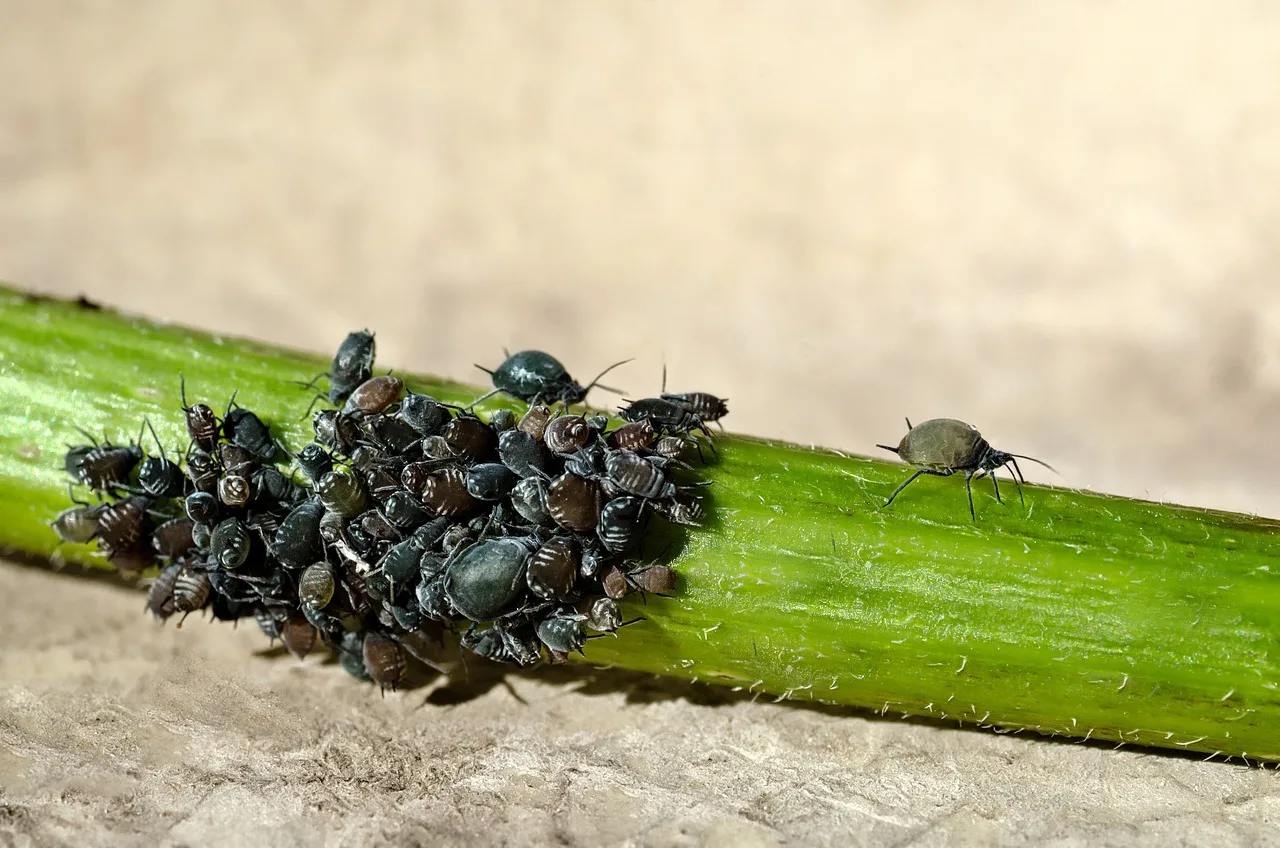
[{"x1": 52, "y1": 331, "x2": 726, "y2": 691}]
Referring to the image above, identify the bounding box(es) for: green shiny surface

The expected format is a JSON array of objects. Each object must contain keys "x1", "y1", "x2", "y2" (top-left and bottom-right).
[{"x1": 2, "y1": 285, "x2": 1279, "y2": 761}]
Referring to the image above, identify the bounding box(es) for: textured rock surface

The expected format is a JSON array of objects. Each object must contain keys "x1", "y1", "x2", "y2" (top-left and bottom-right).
[{"x1": 3, "y1": 3, "x2": 1280, "y2": 844}]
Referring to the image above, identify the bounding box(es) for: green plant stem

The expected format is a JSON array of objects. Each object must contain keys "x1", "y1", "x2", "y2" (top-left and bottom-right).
[{"x1": 2, "y1": 285, "x2": 1279, "y2": 762}]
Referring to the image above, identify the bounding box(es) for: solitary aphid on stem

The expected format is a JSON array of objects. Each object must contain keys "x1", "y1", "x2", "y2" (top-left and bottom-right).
[
  {"x1": 474, "y1": 350, "x2": 629, "y2": 407},
  {"x1": 876, "y1": 417, "x2": 1056, "y2": 522}
]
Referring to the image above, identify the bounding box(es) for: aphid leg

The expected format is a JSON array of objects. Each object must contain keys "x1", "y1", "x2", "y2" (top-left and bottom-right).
[
  {"x1": 988, "y1": 469, "x2": 1003, "y2": 504},
  {"x1": 464, "y1": 387, "x2": 503, "y2": 411},
  {"x1": 882, "y1": 470, "x2": 927, "y2": 509},
  {"x1": 1005, "y1": 458, "x2": 1027, "y2": 507},
  {"x1": 300, "y1": 392, "x2": 331, "y2": 418},
  {"x1": 963, "y1": 471, "x2": 977, "y2": 522}
]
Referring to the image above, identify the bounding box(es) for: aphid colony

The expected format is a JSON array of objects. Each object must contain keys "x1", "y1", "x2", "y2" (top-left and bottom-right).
[{"x1": 54, "y1": 334, "x2": 727, "y2": 690}]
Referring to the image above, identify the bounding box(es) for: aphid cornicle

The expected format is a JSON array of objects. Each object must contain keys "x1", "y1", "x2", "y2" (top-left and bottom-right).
[
  {"x1": 474, "y1": 350, "x2": 629, "y2": 407},
  {"x1": 876, "y1": 417, "x2": 1056, "y2": 522},
  {"x1": 180, "y1": 377, "x2": 221, "y2": 452}
]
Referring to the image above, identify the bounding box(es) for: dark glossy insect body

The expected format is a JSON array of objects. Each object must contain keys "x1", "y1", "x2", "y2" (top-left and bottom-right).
[
  {"x1": 440, "y1": 524, "x2": 473, "y2": 556},
  {"x1": 606, "y1": 420, "x2": 654, "y2": 452},
  {"x1": 52, "y1": 503, "x2": 106, "y2": 544},
  {"x1": 536, "y1": 611, "x2": 588, "y2": 654},
  {"x1": 618, "y1": 398, "x2": 712, "y2": 440},
  {"x1": 210, "y1": 517, "x2": 253, "y2": 569},
  {"x1": 172, "y1": 567, "x2": 212, "y2": 614},
  {"x1": 362, "y1": 632, "x2": 407, "y2": 693},
  {"x1": 579, "y1": 544, "x2": 607, "y2": 578},
  {"x1": 421, "y1": 467, "x2": 478, "y2": 518},
  {"x1": 299, "y1": 562, "x2": 336, "y2": 611},
  {"x1": 413, "y1": 517, "x2": 452, "y2": 549},
  {"x1": 661, "y1": 390, "x2": 729, "y2": 423},
  {"x1": 488, "y1": 409, "x2": 516, "y2": 432},
  {"x1": 137, "y1": 455, "x2": 186, "y2": 499},
  {"x1": 252, "y1": 466, "x2": 299, "y2": 507},
  {"x1": 191, "y1": 521, "x2": 212, "y2": 550},
  {"x1": 219, "y1": 443, "x2": 257, "y2": 476},
  {"x1": 544, "y1": 415, "x2": 591, "y2": 455},
  {"x1": 650, "y1": 436, "x2": 687, "y2": 459},
  {"x1": 600, "y1": 565, "x2": 628, "y2": 599},
  {"x1": 342, "y1": 375, "x2": 403, "y2": 415},
  {"x1": 597, "y1": 496, "x2": 647, "y2": 553},
  {"x1": 146, "y1": 562, "x2": 183, "y2": 621},
  {"x1": 586, "y1": 597, "x2": 622, "y2": 633},
  {"x1": 415, "y1": 575, "x2": 452, "y2": 623},
  {"x1": 378, "y1": 535, "x2": 427, "y2": 592},
  {"x1": 442, "y1": 536, "x2": 538, "y2": 622},
  {"x1": 518, "y1": 405, "x2": 553, "y2": 439},
  {"x1": 181, "y1": 378, "x2": 221, "y2": 452},
  {"x1": 218, "y1": 474, "x2": 252, "y2": 508},
  {"x1": 479, "y1": 350, "x2": 585, "y2": 405},
  {"x1": 382, "y1": 491, "x2": 430, "y2": 530},
  {"x1": 398, "y1": 393, "x2": 453, "y2": 436},
  {"x1": 223, "y1": 405, "x2": 277, "y2": 463},
  {"x1": 652, "y1": 495, "x2": 704, "y2": 526},
  {"x1": 185, "y1": 491, "x2": 219, "y2": 525},
  {"x1": 280, "y1": 615, "x2": 317, "y2": 660},
  {"x1": 255, "y1": 606, "x2": 287, "y2": 641},
  {"x1": 546, "y1": 473, "x2": 602, "y2": 532},
  {"x1": 391, "y1": 602, "x2": 421, "y2": 631},
  {"x1": 97, "y1": 496, "x2": 150, "y2": 555},
  {"x1": 443, "y1": 415, "x2": 497, "y2": 462},
  {"x1": 68, "y1": 441, "x2": 143, "y2": 492},
  {"x1": 295, "y1": 443, "x2": 334, "y2": 483},
  {"x1": 876, "y1": 417, "x2": 1056, "y2": 522},
  {"x1": 312, "y1": 409, "x2": 361, "y2": 455},
  {"x1": 316, "y1": 470, "x2": 366, "y2": 519},
  {"x1": 526, "y1": 536, "x2": 579, "y2": 601},
  {"x1": 564, "y1": 441, "x2": 607, "y2": 479},
  {"x1": 510, "y1": 477, "x2": 552, "y2": 526},
  {"x1": 461, "y1": 622, "x2": 542, "y2": 666},
  {"x1": 400, "y1": 461, "x2": 435, "y2": 496},
  {"x1": 465, "y1": 463, "x2": 519, "y2": 502},
  {"x1": 628, "y1": 564, "x2": 676, "y2": 595},
  {"x1": 273, "y1": 499, "x2": 324, "y2": 570},
  {"x1": 152, "y1": 517, "x2": 196, "y2": 558},
  {"x1": 497, "y1": 429, "x2": 554, "y2": 479},
  {"x1": 362, "y1": 414, "x2": 421, "y2": 455},
  {"x1": 334, "y1": 631, "x2": 372, "y2": 681},
  {"x1": 605, "y1": 451, "x2": 673, "y2": 501},
  {"x1": 327, "y1": 330, "x2": 377, "y2": 404},
  {"x1": 186, "y1": 449, "x2": 221, "y2": 494}
]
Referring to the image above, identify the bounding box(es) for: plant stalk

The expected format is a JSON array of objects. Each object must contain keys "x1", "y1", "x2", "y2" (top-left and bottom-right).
[{"x1": 2, "y1": 285, "x2": 1279, "y2": 762}]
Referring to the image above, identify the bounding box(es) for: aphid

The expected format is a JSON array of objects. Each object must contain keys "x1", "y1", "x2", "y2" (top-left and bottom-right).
[
  {"x1": 180, "y1": 377, "x2": 221, "y2": 452},
  {"x1": 191, "y1": 521, "x2": 212, "y2": 550},
  {"x1": 361, "y1": 414, "x2": 421, "y2": 455},
  {"x1": 510, "y1": 477, "x2": 553, "y2": 526},
  {"x1": 172, "y1": 566, "x2": 212, "y2": 614},
  {"x1": 518, "y1": 405, "x2": 554, "y2": 440},
  {"x1": 876, "y1": 417, "x2": 1057, "y2": 522},
  {"x1": 146, "y1": 562, "x2": 183, "y2": 621},
  {"x1": 362, "y1": 632, "x2": 408, "y2": 693},
  {"x1": 497, "y1": 429, "x2": 555, "y2": 479},
  {"x1": 585, "y1": 597, "x2": 623, "y2": 633},
  {"x1": 185, "y1": 491, "x2": 219, "y2": 525},
  {"x1": 279, "y1": 615, "x2": 317, "y2": 660},
  {"x1": 217, "y1": 474, "x2": 252, "y2": 508},
  {"x1": 295, "y1": 443, "x2": 334, "y2": 483},
  {"x1": 209, "y1": 593, "x2": 252, "y2": 623},
  {"x1": 442, "y1": 536, "x2": 539, "y2": 621},
  {"x1": 651, "y1": 436, "x2": 687, "y2": 459},
  {"x1": 564, "y1": 441, "x2": 607, "y2": 479},
  {"x1": 342, "y1": 375, "x2": 403, "y2": 416},
  {"x1": 536, "y1": 610, "x2": 588, "y2": 654},
  {"x1": 51, "y1": 497, "x2": 106, "y2": 545},
  {"x1": 413, "y1": 516, "x2": 452, "y2": 549},
  {"x1": 377, "y1": 535, "x2": 428, "y2": 594},
  {"x1": 255, "y1": 606, "x2": 287, "y2": 642},
  {"x1": 360, "y1": 509, "x2": 400, "y2": 544},
  {"x1": 97, "y1": 495, "x2": 150, "y2": 555},
  {"x1": 151, "y1": 516, "x2": 196, "y2": 558},
  {"x1": 312, "y1": 409, "x2": 361, "y2": 455},
  {"x1": 475, "y1": 350, "x2": 629, "y2": 407},
  {"x1": 660, "y1": 381, "x2": 729, "y2": 425},
  {"x1": 546, "y1": 473, "x2": 603, "y2": 532},
  {"x1": 652, "y1": 494, "x2": 705, "y2": 526},
  {"x1": 325, "y1": 330, "x2": 377, "y2": 405},
  {"x1": 465, "y1": 463, "x2": 519, "y2": 502},
  {"x1": 381, "y1": 491, "x2": 431, "y2": 530},
  {"x1": 544, "y1": 415, "x2": 592, "y2": 455},
  {"x1": 618, "y1": 398, "x2": 713, "y2": 441},
  {"x1": 299, "y1": 562, "x2": 336, "y2": 611},
  {"x1": 137, "y1": 422, "x2": 186, "y2": 498},
  {"x1": 440, "y1": 524, "x2": 473, "y2": 556},
  {"x1": 461, "y1": 622, "x2": 541, "y2": 667},
  {"x1": 526, "y1": 536, "x2": 579, "y2": 601},
  {"x1": 628, "y1": 564, "x2": 677, "y2": 595},
  {"x1": 600, "y1": 564, "x2": 629, "y2": 599},
  {"x1": 316, "y1": 470, "x2": 366, "y2": 519},
  {"x1": 399, "y1": 460, "x2": 434, "y2": 496},
  {"x1": 421, "y1": 467, "x2": 478, "y2": 519},
  {"x1": 252, "y1": 466, "x2": 299, "y2": 507},
  {"x1": 604, "y1": 450, "x2": 674, "y2": 501},
  {"x1": 391, "y1": 602, "x2": 422, "y2": 631},
  {"x1": 416, "y1": 574, "x2": 452, "y2": 623},
  {"x1": 597, "y1": 496, "x2": 647, "y2": 553},
  {"x1": 222, "y1": 399, "x2": 278, "y2": 463},
  {"x1": 210, "y1": 517, "x2": 253, "y2": 569},
  {"x1": 65, "y1": 433, "x2": 143, "y2": 492},
  {"x1": 273, "y1": 499, "x2": 324, "y2": 570},
  {"x1": 489, "y1": 409, "x2": 516, "y2": 432},
  {"x1": 398, "y1": 393, "x2": 454, "y2": 436},
  {"x1": 318, "y1": 509, "x2": 346, "y2": 545},
  {"x1": 421, "y1": 435, "x2": 453, "y2": 461},
  {"x1": 606, "y1": 420, "x2": 655, "y2": 452},
  {"x1": 219, "y1": 443, "x2": 257, "y2": 477},
  {"x1": 579, "y1": 543, "x2": 607, "y2": 579},
  {"x1": 186, "y1": 449, "x2": 221, "y2": 494},
  {"x1": 443, "y1": 415, "x2": 497, "y2": 462}
]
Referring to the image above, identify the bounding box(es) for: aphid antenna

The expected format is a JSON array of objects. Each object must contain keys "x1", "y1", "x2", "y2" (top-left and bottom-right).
[
  {"x1": 1007, "y1": 453, "x2": 1059, "y2": 476},
  {"x1": 580, "y1": 357, "x2": 634, "y2": 397},
  {"x1": 463, "y1": 387, "x2": 503, "y2": 411},
  {"x1": 73, "y1": 425, "x2": 101, "y2": 448},
  {"x1": 222, "y1": 390, "x2": 241, "y2": 423},
  {"x1": 179, "y1": 373, "x2": 192, "y2": 410},
  {"x1": 143, "y1": 417, "x2": 168, "y2": 458}
]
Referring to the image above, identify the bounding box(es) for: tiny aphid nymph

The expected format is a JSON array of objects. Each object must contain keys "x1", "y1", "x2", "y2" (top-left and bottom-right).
[{"x1": 876, "y1": 417, "x2": 1056, "y2": 522}]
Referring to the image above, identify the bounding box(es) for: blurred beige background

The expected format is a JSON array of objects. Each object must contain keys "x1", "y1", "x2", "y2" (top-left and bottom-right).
[{"x1": 3, "y1": 2, "x2": 1280, "y2": 845}]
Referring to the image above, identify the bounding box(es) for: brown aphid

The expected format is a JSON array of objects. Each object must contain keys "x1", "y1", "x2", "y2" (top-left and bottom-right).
[
  {"x1": 172, "y1": 566, "x2": 212, "y2": 615},
  {"x1": 526, "y1": 536, "x2": 579, "y2": 601},
  {"x1": 218, "y1": 474, "x2": 252, "y2": 508},
  {"x1": 342, "y1": 375, "x2": 404, "y2": 416},
  {"x1": 518, "y1": 405, "x2": 554, "y2": 440},
  {"x1": 628, "y1": 564, "x2": 676, "y2": 595},
  {"x1": 544, "y1": 415, "x2": 591, "y2": 455},
  {"x1": 421, "y1": 467, "x2": 478, "y2": 518},
  {"x1": 586, "y1": 597, "x2": 623, "y2": 633},
  {"x1": 181, "y1": 376, "x2": 221, "y2": 452},
  {"x1": 651, "y1": 436, "x2": 687, "y2": 459},
  {"x1": 362, "y1": 631, "x2": 408, "y2": 693},
  {"x1": 400, "y1": 461, "x2": 435, "y2": 496},
  {"x1": 280, "y1": 615, "x2": 317, "y2": 659},
  {"x1": 97, "y1": 495, "x2": 150, "y2": 555},
  {"x1": 546, "y1": 473, "x2": 603, "y2": 532},
  {"x1": 152, "y1": 516, "x2": 196, "y2": 558},
  {"x1": 600, "y1": 564, "x2": 629, "y2": 600},
  {"x1": 443, "y1": 415, "x2": 497, "y2": 462},
  {"x1": 606, "y1": 420, "x2": 654, "y2": 452},
  {"x1": 219, "y1": 443, "x2": 256, "y2": 476},
  {"x1": 146, "y1": 562, "x2": 183, "y2": 621}
]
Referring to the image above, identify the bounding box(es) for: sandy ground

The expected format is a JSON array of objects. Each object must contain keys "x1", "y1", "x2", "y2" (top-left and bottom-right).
[{"x1": 3, "y1": 2, "x2": 1280, "y2": 845}]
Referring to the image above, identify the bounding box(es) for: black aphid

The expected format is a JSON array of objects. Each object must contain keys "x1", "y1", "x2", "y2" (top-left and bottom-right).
[
  {"x1": 618, "y1": 397, "x2": 714, "y2": 442},
  {"x1": 545, "y1": 473, "x2": 602, "y2": 532},
  {"x1": 536, "y1": 610, "x2": 588, "y2": 654},
  {"x1": 137, "y1": 422, "x2": 186, "y2": 498},
  {"x1": 217, "y1": 474, "x2": 252, "y2": 508},
  {"x1": 421, "y1": 467, "x2": 478, "y2": 519},
  {"x1": 222, "y1": 398, "x2": 278, "y2": 463},
  {"x1": 474, "y1": 350, "x2": 630, "y2": 407},
  {"x1": 316, "y1": 470, "x2": 366, "y2": 519},
  {"x1": 442, "y1": 536, "x2": 538, "y2": 622},
  {"x1": 273, "y1": 499, "x2": 325, "y2": 570},
  {"x1": 526, "y1": 536, "x2": 579, "y2": 602},
  {"x1": 96, "y1": 495, "x2": 150, "y2": 555},
  {"x1": 179, "y1": 377, "x2": 222, "y2": 452},
  {"x1": 465, "y1": 463, "x2": 519, "y2": 502},
  {"x1": 659, "y1": 366, "x2": 730, "y2": 424},
  {"x1": 324, "y1": 330, "x2": 377, "y2": 405},
  {"x1": 146, "y1": 562, "x2": 183, "y2": 621},
  {"x1": 397, "y1": 393, "x2": 453, "y2": 437},
  {"x1": 295, "y1": 443, "x2": 334, "y2": 483},
  {"x1": 604, "y1": 450, "x2": 674, "y2": 501},
  {"x1": 66, "y1": 431, "x2": 143, "y2": 492},
  {"x1": 497, "y1": 429, "x2": 556, "y2": 479},
  {"x1": 443, "y1": 415, "x2": 497, "y2": 462},
  {"x1": 876, "y1": 417, "x2": 1056, "y2": 522},
  {"x1": 185, "y1": 491, "x2": 219, "y2": 525},
  {"x1": 210, "y1": 517, "x2": 253, "y2": 569},
  {"x1": 585, "y1": 597, "x2": 623, "y2": 633},
  {"x1": 597, "y1": 496, "x2": 647, "y2": 553},
  {"x1": 152, "y1": 517, "x2": 196, "y2": 558},
  {"x1": 186, "y1": 449, "x2": 221, "y2": 494},
  {"x1": 381, "y1": 491, "x2": 431, "y2": 530}
]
